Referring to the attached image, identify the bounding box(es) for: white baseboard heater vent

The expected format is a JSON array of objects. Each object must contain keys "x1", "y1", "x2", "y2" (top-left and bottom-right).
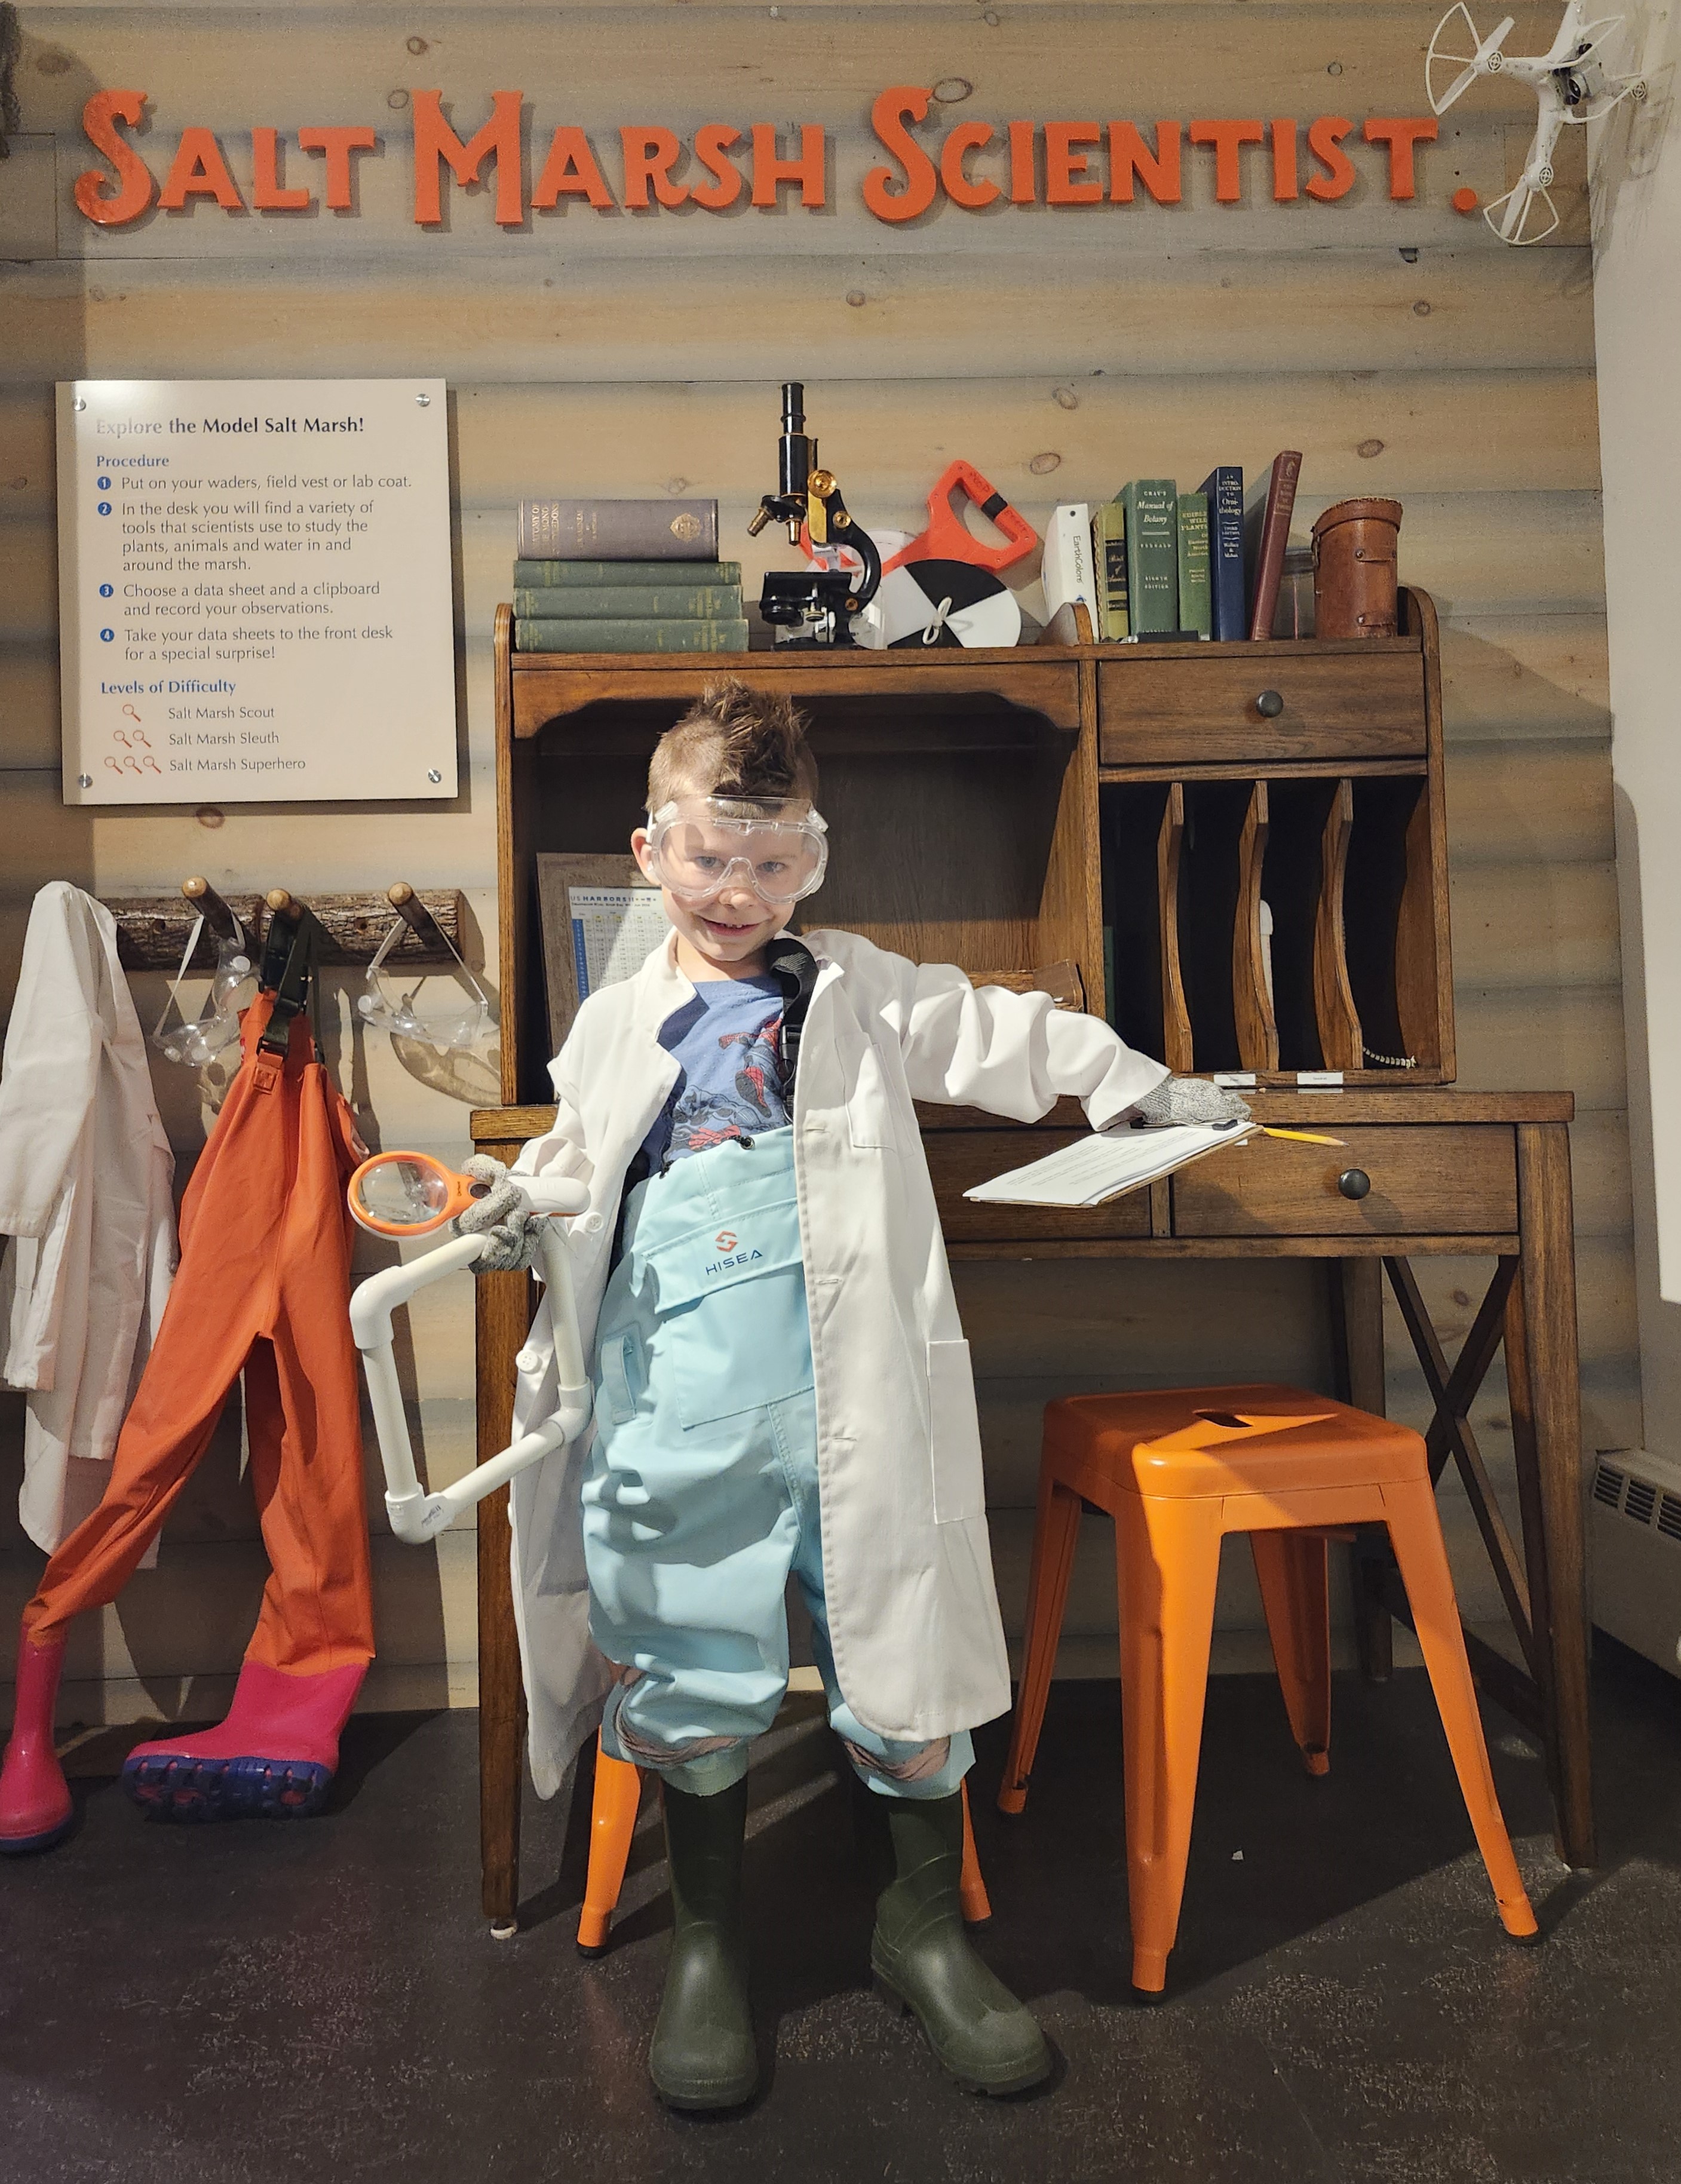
[{"x1": 1590, "y1": 1449, "x2": 1681, "y2": 1676}]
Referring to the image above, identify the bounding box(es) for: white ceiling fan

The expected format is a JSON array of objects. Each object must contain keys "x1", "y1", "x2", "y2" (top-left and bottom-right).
[{"x1": 1427, "y1": 1, "x2": 1646, "y2": 244}]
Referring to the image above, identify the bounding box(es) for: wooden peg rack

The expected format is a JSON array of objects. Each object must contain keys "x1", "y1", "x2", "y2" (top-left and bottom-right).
[{"x1": 103, "y1": 888, "x2": 467, "y2": 973}]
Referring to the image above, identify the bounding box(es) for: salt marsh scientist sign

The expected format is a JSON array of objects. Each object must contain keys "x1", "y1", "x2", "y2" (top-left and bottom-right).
[{"x1": 58, "y1": 378, "x2": 456, "y2": 806}]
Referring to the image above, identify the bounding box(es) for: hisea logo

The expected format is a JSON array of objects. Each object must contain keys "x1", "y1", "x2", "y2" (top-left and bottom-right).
[{"x1": 705, "y1": 1227, "x2": 763, "y2": 1279}]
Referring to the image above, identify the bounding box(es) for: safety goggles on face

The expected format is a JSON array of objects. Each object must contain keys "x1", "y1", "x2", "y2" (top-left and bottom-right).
[
  {"x1": 642, "y1": 796, "x2": 829, "y2": 907},
  {"x1": 150, "y1": 912, "x2": 256, "y2": 1067},
  {"x1": 357, "y1": 915, "x2": 494, "y2": 1054}
]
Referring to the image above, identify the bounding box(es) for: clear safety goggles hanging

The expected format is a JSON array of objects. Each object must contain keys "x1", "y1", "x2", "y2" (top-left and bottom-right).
[
  {"x1": 357, "y1": 913, "x2": 494, "y2": 1054},
  {"x1": 149, "y1": 912, "x2": 256, "y2": 1067},
  {"x1": 642, "y1": 796, "x2": 829, "y2": 907}
]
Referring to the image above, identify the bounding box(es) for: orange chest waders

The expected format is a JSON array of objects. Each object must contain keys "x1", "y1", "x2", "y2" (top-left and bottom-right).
[{"x1": 2, "y1": 990, "x2": 375, "y2": 1844}]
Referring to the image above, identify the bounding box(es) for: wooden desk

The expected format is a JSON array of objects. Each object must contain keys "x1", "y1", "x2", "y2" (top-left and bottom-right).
[{"x1": 468, "y1": 1085, "x2": 1591, "y2": 1932}]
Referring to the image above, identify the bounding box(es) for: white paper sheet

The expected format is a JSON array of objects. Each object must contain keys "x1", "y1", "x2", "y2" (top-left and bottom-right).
[{"x1": 963, "y1": 1121, "x2": 1256, "y2": 1207}]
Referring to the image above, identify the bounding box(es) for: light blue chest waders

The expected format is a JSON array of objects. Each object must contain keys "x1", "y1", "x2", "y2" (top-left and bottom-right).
[{"x1": 584, "y1": 1125, "x2": 971, "y2": 1800}]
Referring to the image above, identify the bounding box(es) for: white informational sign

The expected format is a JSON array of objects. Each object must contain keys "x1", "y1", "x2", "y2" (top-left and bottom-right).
[{"x1": 57, "y1": 379, "x2": 456, "y2": 804}]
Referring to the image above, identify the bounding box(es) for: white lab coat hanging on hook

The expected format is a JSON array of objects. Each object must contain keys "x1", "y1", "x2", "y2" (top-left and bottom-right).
[{"x1": 0, "y1": 884, "x2": 177, "y2": 1551}]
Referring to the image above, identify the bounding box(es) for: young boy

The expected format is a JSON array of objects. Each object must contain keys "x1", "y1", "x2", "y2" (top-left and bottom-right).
[{"x1": 484, "y1": 679, "x2": 1241, "y2": 2109}]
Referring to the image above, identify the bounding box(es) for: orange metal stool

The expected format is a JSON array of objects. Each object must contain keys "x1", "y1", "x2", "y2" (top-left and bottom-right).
[
  {"x1": 577, "y1": 1737, "x2": 992, "y2": 1953},
  {"x1": 998, "y1": 1383, "x2": 1538, "y2": 1993}
]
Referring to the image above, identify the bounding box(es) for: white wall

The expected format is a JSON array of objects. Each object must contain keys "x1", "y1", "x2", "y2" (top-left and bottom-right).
[{"x1": 1593, "y1": 5, "x2": 1681, "y2": 1444}]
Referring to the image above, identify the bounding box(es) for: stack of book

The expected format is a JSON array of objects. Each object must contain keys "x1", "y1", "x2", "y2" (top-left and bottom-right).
[
  {"x1": 1042, "y1": 453, "x2": 1303, "y2": 645},
  {"x1": 511, "y1": 497, "x2": 749, "y2": 654}
]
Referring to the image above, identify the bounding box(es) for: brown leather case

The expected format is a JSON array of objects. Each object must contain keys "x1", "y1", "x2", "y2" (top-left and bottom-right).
[{"x1": 1311, "y1": 498, "x2": 1402, "y2": 639}]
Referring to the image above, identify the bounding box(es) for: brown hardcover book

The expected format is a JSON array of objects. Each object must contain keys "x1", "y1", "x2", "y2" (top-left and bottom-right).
[
  {"x1": 517, "y1": 498, "x2": 719, "y2": 561},
  {"x1": 1243, "y1": 452, "x2": 1302, "y2": 642}
]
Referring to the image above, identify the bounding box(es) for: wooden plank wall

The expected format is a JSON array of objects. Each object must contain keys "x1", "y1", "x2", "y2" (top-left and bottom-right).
[{"x1": 0, "y1": 2, "x2": 1628, "y2": 1717}]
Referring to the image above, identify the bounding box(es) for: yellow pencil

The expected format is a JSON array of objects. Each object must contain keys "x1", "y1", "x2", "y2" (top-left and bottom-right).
[{"x1": 1258, "y1": 1127, "x2": 1347, "y2": 1148}]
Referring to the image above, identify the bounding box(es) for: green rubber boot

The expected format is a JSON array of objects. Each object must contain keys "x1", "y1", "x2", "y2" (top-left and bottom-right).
[
  {"x1": 872, "y1": 1790, "x2": 1052, "y2": 2096},
  {"x1": 649, "y1": 1776, "x2": 758, "y2": 2111}
]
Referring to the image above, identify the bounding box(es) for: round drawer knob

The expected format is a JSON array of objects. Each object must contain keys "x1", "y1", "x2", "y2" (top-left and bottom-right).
[
  {"x1": 1254, "y1": 689, "x2": 1284, "y2": 718},
  {"x1": 1338, "y1": 1167, "x2": 1372, "y2": 1201}
]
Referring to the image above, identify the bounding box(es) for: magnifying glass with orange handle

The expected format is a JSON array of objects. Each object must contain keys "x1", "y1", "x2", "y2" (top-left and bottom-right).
[
  {"x1": 348, "y1": 1151, "x2": 493, "y2": 1238},
  {"x1": 349, "y1": 1149, "x2": 590, "y2": 1238}
]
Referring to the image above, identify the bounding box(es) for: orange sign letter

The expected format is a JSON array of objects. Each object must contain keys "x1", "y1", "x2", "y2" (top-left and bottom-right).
[
  {"x1": 940, "y1": 120, "x2": 998, "y2": 209},
  {"x1": 253, "y1": 128, "x2": 311, "y2": 210},
  {"x1": 532, "y1": 128, "x2": 615, "y2": 209},
  {"x1": 1189, "y1": 118, "x2": 1264, "y2": 204},
  {"x1": 157, "y1": 128, "x2": 246, "y2": 211},
  {"x1": 691, "y1": 124, "x2": 745, "y2": 210},
  {"x1": 412, "y1": 90, "x2": 524, "y2": 226},
  {"x1": 751, "y1": 124, "x2": 825, "y2": 207},
  {"x1": 621, "y1": 127, "x2": 689, "y2": 208},
  {"x1": 1008, "y1": 120, "x2": 1037, "y2": 203},
  {"x1": 1364, "y1": 116, "x2": 1438, "y2": 200},
  {"x1": 1306, "y1": 115, "x2": 1357, "y2": 201},
  {"x1": 1044, "y1": 121, "x2": 1102, "y2": 204},
  {"x1": 297, "y1": 127, "x2": 378, "y2": 211},
  {"x1": 1108, "y1": 120, "x2": 1181, "y2": 204},
  {"x1": 74, "y1": 90, "x2": 155, "y2": 226},
  {"x1": 864, "y1": 87, "x2": 937, "y2": 222}
]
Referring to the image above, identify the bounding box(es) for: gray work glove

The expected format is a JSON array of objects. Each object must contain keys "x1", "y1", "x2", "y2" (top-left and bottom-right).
[
  {"x1": 1125, "y1": 1077, "x2": 1253, "y2": 1128},
  {"x1": 452, "y1": 1154, "x2": 544, "y2": 1273}
]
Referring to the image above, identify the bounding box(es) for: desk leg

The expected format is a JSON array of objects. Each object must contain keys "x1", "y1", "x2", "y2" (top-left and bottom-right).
[
  {"x1": 1512, "y1": 1123, "x2": 1595, "y2": 1869},
  {"x1": 477, "y1": 1265, "x2": 532, "y2": 1933},
  {"x1": 1330, "y1": 1258, "x2": 1393, "y2": 1681}
]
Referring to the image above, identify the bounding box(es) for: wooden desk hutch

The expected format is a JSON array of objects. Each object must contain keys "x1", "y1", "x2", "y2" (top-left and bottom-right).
[{"x1": 470, "y1": 588, "x2": 1590, "y2": 1933}]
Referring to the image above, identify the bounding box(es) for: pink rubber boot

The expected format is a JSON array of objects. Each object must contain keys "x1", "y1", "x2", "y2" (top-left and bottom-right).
[
  {"x1": 0, "y1": 1628, "x2": 75, "y2": 1854},
  {"x1": 122, "y1": 1658, "x2": 366, "y2": 1823}
]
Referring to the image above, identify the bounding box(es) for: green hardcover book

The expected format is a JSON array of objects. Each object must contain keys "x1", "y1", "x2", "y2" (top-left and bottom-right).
[
  {"x1": 1175, "y1": 492, "x2": 1212, "y2": 640},
  {"x1": 1092, "y1": 501, "x2": 1130, "y2": 641},
  {"x1": 1120, "y1": 479, "x2": 1179, "y2": 635},
  {"x1": 513, "y1": 584, "x2": 743, "y2": 620},
  {"x1": 513, "y1": 558, "x2": 743, "y2": 588},
  {"x1": 514, "y1": 617, "x2": 750, "y2": 654}
]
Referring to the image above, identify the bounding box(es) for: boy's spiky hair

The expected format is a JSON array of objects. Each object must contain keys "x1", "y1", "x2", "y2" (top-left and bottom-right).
[{"x1": 648, "y1": 678, "x2": 818, "y2": 811}]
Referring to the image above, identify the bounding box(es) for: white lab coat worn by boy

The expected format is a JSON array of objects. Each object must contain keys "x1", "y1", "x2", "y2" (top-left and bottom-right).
[
  {"x1": 0, "y1": 884, "x2": 177, "y2": 1553},
  {"x1": 508, "y1": 925, "x2": 1168, "y2": 1800}
]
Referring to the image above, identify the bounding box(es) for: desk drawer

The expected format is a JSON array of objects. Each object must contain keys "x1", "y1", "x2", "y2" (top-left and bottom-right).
[
  {"x1": 1099, "y1": 649, "x2": 1427, "y2": 766},
  {"x1": 1171, "y1": 1124, "x2": 1517, "y2": 1237},
  {"x1": 928, "y1": 1132, "x2": 1152, "y2": 1242}
]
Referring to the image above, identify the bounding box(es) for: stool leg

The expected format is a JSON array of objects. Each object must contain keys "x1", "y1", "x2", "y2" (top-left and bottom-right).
[
  {"x1": 959, "y1": 1780, "x2": 993, "y2": 1925},
  {"x1": 1250, "y1": 1531, "x2": 1332, "y2": 1776},
  {"x1": 576, "y1": 1737, "x2": 644, "y2": 1955},
  {"x1": 998, "y1": 1476, "x2": 1083, "y2": 1814},
  {"x1": 1116, "y1": 1493, "x2": 1225, "y2": 1993},
  {"x1": 1381, "y1": 1479, "x2": 1539, "y2": 1940}
]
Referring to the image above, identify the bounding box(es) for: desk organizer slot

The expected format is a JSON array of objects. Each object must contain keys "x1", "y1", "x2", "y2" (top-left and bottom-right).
[
  {"x1": 1261, "y1": 779, "x2": 1335, "y2": 1072},
  {"x1": 1344, "y1": 775, "x2": 1437, "y2": 1072},
  {"x1": 1157, "y1": 784, "x2": 1195, "y2": 1069},
  {"x1": 1177, "y1": 780, "x2": 1254, "y2": 1074},
  {"x1": 1101, "y1": 780, "x2": 1173, "y2": 1066},
  {"x1": 1313, "y1": 778, "x2": 1364, "y2": 1072},
  {"x1": 1233, "y1": 782, "x2": 1279, "y2": 1072}
]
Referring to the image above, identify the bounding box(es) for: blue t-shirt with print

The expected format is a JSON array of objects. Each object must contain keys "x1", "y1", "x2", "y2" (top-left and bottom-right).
[{"x1": 641, "y1": 974, "x2": 789, "y2": 1170}]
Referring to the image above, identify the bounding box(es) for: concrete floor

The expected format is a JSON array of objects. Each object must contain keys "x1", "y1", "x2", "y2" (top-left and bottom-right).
[{"x1": 4, "y1": 1642, "x2": 1679, "y2": 2183}]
